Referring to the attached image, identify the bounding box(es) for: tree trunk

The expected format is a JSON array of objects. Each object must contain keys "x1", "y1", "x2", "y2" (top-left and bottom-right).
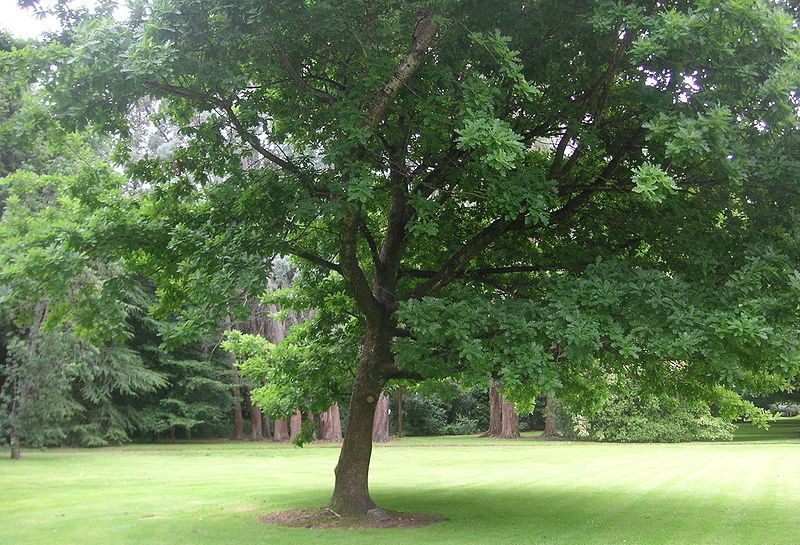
[
  {"x1": 321, "y1": 403, "x2": 342, "y2": 442},
  {"x1": 231, "y1": 364, "x2": 244, "y2": 441},
  {"x1": 186, "y1": 427, "x2": 192, "y2": 441},
  {"x1": 9, "y1": 432, "x2": 20, "y2": 460},
  {"x1": 396, "y1": 387, "x2": 404, "y2": 437},
  {"x1": 542, "y1": 394, "x2": 560, "y2": 439},
  {"x1": 289, "y1": 410, "x2": 303, "y2": 440},
  {"x1": 500, "y1": 395, "x2": 520, "y2": 439},
  {"x1": 273, "y1": 418, "x2": 289, "y2": 441},
  {"x1": 250, "y1": 404, "x2": 264, "y2": 441},
  {"x1": 6, "y1": 368, "x2": 22, "y2": 460},
  {"x1": 482, "y1": 379, "x2": 503, "y2": 437},
  {"x1": 306, "y1": 409, "x2": 317, "y2": 441},
  {"x1": 372, "y1": 392, "x2": 390, "y2": 443},
  {"x1": 262, "y1": 414, "x2": 272, "y2": 440},
  {"x1": 329, "y1": 327, "x2": 388, "y2": 515}
]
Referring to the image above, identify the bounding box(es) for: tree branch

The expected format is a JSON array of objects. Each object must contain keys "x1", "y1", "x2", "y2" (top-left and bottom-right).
[
  {"x1": 272, "y1": 41, "x2": 337, "y2": 105},
  {"x1": 364, "y1": 9, "x2": 439, "y2": 131},
  {"x1": 286, "y1": 249, "x2": 342, "y2": 274},
  {"x1": 143, "y1": 82, "x2": 331, "y2": 199},
  {"x1": 360, "y1": 219, "x2": 381, "y2": 269},
  {"x1": 550, "y1": 127, "x2": 646, "y2": 224},
  {"x1": 402, "y1": 265, "x2": 542, "y2": 278},
  {"x1": 385, "y1": 366, "x2": 425, "y2": 381},
  {"x1": 408, "y1": 215, "x2": 524, "y2": 299},
  {"x1": 339, "y1": 208, "x2": 384, "y2": 320},
  {"x1": 375, "y1": 116, "x2": 413, "y2": 302}
]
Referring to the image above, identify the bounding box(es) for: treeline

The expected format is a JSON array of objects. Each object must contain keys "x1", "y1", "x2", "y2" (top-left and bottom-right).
[{"x1": 2, "y1": 20, "x2": 797, "y2": 461}]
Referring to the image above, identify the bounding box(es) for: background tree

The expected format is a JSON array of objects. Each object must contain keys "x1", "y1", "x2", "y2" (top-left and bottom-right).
[
  {"x1": 0, "y1": 32, "x2": 240, "y2": 453},
  {"x1": 0, "y1": 154, "x2": 166, "y2": 456},
  {"x1": 371, "y1": 392, "x2": 390, "y2": 443},
  {"x1": 481, "y1": 379, "x2": 521, "y2": 438},
  {"x1": 320, "y1": 403, "x2": 343, "y2": 442},
  {"x1": 542, "y1": 395, "x2": 559, "y2": 440}
]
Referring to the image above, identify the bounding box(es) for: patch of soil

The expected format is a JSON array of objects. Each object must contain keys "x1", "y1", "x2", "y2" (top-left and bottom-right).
[{"x1": 260, "y1": 508, "x2": 447, "y2": 529}]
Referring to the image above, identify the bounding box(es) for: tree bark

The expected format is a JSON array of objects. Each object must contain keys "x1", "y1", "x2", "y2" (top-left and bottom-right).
[
  {"x1": 262, "y1": 414, "x2": 272, "y2": 440},
  {"x1": 500, "y1": 395, "x2": 520, "y2": 439},
  {"x1": 9, "y1": 432, "x2": 20, "y2": 460},
  {"x1": 231, "y1": 364, "x2": 244, "y2": 441},
  {"x1": 542, "y1": 394, "x2": 560, "y2": 439},
  {"x1": 482, "y1": 379, "x2": 503, "y2": 437},
  {"x1": 289, "y1": 409, "x2": 303, "y2": 440},
  {"x1": 250, "y1": 404, "x2": 264, "y2": 441},
  {"x1": 329, "y1": 326, "x2": 389, "y2": 514},
  {"x1": 273, "y1": 418, "x2": 289, "y2": 441},
  {"x1": 372, "y1": 392, "x2": 390, "y2": 443},
  {"x1": 396, "y1": 387, "x2": 404, "y2": 437},
  {"x1": 6, "y1": 360, "x2": 23, "y2": 459},
  {"x1": 306, "y1": 409, "x2": 317, "y2": 440},
  {"x1": 320, "y1": 403, "x2": 342, "y2": 442}
]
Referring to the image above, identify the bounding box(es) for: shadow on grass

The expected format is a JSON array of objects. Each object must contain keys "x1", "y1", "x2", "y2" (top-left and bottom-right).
[
  {"x1": 242, "y1": 480, "x2": 797, "y2": 545},
  {"x1": 733, "y1": 417, "x2": 800, "y2": 443}
]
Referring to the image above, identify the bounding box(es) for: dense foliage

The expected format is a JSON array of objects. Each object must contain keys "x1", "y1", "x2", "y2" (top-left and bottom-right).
[
  {"x1": 562, "y1": 377, "x2": 736, "y2": 443},
  {"x1": 0, "y1": 30, "x2": 236, "y2": 450}
]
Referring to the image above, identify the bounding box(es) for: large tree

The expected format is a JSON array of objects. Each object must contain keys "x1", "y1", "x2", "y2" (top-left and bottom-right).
[{"x1": 46, "y1": 0, "x2": 800, "y2": 514}]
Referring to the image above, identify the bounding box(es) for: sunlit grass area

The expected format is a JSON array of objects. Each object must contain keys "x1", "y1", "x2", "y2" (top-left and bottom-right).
[{"x1": 1, "y1": 421, "x2": 798, "y2": 545}]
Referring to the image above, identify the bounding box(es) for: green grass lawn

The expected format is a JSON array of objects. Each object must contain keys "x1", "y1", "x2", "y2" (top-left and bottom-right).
[{"x1": 1, "y1": 420, "x2": 798, "y2": 545}]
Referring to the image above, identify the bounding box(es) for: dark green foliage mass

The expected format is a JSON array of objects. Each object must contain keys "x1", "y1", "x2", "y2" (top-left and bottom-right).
[
  {"x1": 0, "y1": 32, "x2": 233, "y2": 451},
  {"x1": 561, "y1": 376, "x2": 737, "y2": 443}
]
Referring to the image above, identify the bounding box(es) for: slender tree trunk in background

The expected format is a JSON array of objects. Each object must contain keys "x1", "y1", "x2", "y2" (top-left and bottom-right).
[
  {"x1": 9, "y1": 431, "x2": 20, "y2": 460},
  {"x1": 186, "y1": 427, "x2": 192, "y2": 440},
  {"x1": 329, "y1": 326, "x2": 388, "y2": 514},
  {"x1": 542, "y1": 394, "x2": 559, "y2": 439},
  {"x1": 321, "y1": 403, "x2": 342, "y2": 442},
  {"x1": 500, "y1": 396, "x2": 520, "y2": 439},
  {"x1": 232, "y1": 402, "x2": 244, "y2": 440},
  {"x1": 482, "y1": 379, "x2": 503, "y2": 437},
  {"x1": 396, "y1": 387, "x2": 404, "y2": 437},
  {"x1": 273, "y1": 418, "x2": 289, "y2": 441},
  {"x1": 7, "y1": 382, "x2": 22, "y2": 459},
  {"x1": 306, "y1": 409, "x2": 317, "y2": 441},
  {"x1": 289, "y1": 410, "x2": 303, "y2": 440},
  {"x1": 250, "y1": 404, "x2": 264, "y2": 441},
  {"x1": 169, "y1": 427, "x2": 176, "y2": 441},
  {"x1": 372, "y1": 392, "x2": 390, "y2": 443},
  {"x1": 262, "y1": 415, "x2": 272, "y2": 440},
  {"x1": 230, "y1": 363, "x2": 244, "y2": 440}
]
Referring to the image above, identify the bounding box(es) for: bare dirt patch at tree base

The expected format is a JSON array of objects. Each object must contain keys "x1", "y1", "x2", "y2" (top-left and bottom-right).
[{"x1": 260, "y1": 508, "x2": 447, "y2": 529}]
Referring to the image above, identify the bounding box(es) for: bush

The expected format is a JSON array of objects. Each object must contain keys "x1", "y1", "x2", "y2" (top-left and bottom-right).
[
  {"x1": 565, "y1": 380, "x2": 735, "y2": 443},
  {"x1": 401, "y1": 387, "x2": 488, "y2": 436},
  {"x1": 402, "y1": 393, "x2": 449, "y2": 436},
  {"x1": 768, "y1": 402, "x2": 799, "y2": 417},
  {"x1": 444, "y1": 415, "x2": 480, "y2": 435}
]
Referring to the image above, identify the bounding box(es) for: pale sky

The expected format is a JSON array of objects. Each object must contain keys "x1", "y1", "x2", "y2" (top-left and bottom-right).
[
  {"x1": 0, "y1": 0, "x2": 61, "y2": 39},
  {"x1": 0, "y1": 0, "x2": 124, "y2": 40}
]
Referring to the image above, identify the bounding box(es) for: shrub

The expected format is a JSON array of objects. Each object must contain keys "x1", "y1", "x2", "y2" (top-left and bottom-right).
[
  {"x1": 401, "y1": 387, "x2": 489, "y2": 436},
  {"x1": 768, "y1": 402, "x2": 799, "y2": 417},
  {"x1": 444, "y1": 415, "x2": 480, "y2": 435},
  {"x1": 565, "y1": 379, "x2": 735, "y2": 443},
  {"x1": 402, "y1": 393, "x2": 449, "y2": 436}
]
